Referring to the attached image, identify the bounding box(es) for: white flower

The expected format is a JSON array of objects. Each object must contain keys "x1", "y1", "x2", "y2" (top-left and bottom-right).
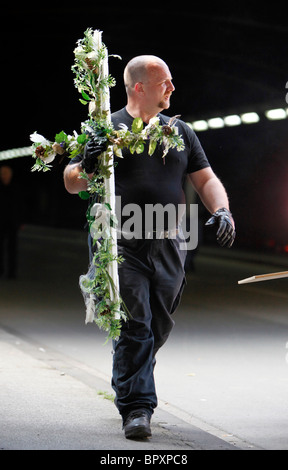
[
  {"x1": 43, "y1": 150, "x2": 56, "y2": 163},
  {"x1": 74, "y1": 46, "x2": 86, "y2": 60},
  {"x1": 149, "y1": 117, "x2": 160, "y2": 126},
  {"x1": 65, "y1": 131, "x2": 78, "y2": 150},
  {"x1": 143, "y1": 116, "x2": 160, "y2": 136},
  {"x1": 30, "y1": 132, "x2": 50, "y2": 147},
  {"x1": 30, "y1": 133, "x2": 56, "y2": 163},
  {"x1": 87, "y1": 51, "x2": 98, "y2": 61},
  {"x1": 118, "y1": 123, "x2": 128, "y2": 132}
]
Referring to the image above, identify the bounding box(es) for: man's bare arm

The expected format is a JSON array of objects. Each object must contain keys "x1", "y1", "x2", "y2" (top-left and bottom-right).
[
  {"x1": 63, "y1": 162, "x2": 93, "y2": 194},
  {"x1": 189, "y1": 167, "x2": 231, "y2": 217},
  {"x1": 189, "y1": 167, "x2": 235, "y2": 247}
]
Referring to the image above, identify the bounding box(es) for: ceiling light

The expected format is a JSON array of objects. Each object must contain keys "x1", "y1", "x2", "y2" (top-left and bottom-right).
[
  {"x1": 207, "y1": 117, "x2": 224, "y2": 129},
  {"x1": 192, "y1": 120, "x2": 208, "y2": 131},
  {"x1": 223, "y1": 115, "x2": 241, "y2": 126},
  {"x1": 241, "y1": 112, "x2": 260, "y2": 124},
  {"x1": 265, "y1": 108, "x2": 287, "y2": 120},
  {"x1": 0, "y1": 146, "x2": 32, "y2": 161}
]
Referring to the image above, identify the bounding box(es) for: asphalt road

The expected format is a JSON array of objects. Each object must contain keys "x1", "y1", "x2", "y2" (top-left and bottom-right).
[{"x1": 1, "y1": 225, "x2": 288, "y2": 451}]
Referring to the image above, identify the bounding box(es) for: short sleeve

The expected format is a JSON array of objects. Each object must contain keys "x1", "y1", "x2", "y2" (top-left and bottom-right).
[
  {"x1": 180, "y1": 122, "x2": 210, "y2": 174},
  {"x1": 68, "y1": 153, "x2": 83, "y2": 165}
]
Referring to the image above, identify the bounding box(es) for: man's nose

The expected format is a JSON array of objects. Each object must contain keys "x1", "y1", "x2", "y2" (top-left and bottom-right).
[{"x1": 168, "y1": 80, "x2": 175, "y2": 92}]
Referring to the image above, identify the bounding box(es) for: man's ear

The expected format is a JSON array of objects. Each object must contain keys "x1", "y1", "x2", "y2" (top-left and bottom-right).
[{"x1": 135, "y1": 82, "x2": 144, "y2": 94}]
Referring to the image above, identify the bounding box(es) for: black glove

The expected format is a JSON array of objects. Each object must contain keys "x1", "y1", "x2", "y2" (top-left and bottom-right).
[
  {"x1": 81, "y1": 138, "x2": 107, "y2": 173},
  {"x1": 205, "y1": 207, "x2": 235, "y2": 248}
]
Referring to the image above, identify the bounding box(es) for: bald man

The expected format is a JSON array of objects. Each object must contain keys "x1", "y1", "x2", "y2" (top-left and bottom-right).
[{"x1": 64, "y1": 56, "x2": 235, "y2": 439}]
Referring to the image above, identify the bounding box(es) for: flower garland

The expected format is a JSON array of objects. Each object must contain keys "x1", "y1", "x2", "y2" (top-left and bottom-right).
[{"x1": 30, "y1": 28, "x2": 185, "y2": 341}]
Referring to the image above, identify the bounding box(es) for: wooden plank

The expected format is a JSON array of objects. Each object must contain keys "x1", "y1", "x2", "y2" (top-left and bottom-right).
[{"x1": 238, "y1": 271, "x2": 288, "y2": 284}]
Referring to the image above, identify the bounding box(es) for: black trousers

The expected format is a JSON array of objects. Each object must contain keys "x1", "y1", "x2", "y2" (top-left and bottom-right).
[{"x1": 112, "y1": 236, "x2": 186, "y2": 420}]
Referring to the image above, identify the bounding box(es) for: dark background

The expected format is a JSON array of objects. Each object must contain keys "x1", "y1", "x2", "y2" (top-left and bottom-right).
[{"x1": 1, "y1": 3, "x2": 288, "y2": 253}]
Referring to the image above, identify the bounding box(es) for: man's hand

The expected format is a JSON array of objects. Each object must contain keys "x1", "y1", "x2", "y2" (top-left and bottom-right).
[
  {"x1": 205, "y1": 207, "x2": 235, "y2": 248},
  {"x1": 81, "y1": 138, "x2": 107, "y2": 174}
]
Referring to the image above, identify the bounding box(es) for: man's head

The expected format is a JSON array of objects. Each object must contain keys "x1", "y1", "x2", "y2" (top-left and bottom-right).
[{"x1": 124, "y1": 55, "x2": 175, "y2": 117}]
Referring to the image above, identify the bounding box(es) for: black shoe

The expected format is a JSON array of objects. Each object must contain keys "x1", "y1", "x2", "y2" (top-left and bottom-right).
[{"x1": 123, "y1": 410, "x2": 152, "y2": 439}]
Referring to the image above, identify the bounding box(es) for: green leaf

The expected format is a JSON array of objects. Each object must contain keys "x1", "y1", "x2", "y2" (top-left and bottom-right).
[
  {"x1": 148, "y1": 140, "x2": 157, "y2": 156},
  {"x1": 55, "y1": 131, "x2": 68, "y2": 144},
  {"x1": 136, "y1": 143, "x2": 144, "y2": 154},
  {"x1": 132, "y1": 117, "x2": 143, "y2": 134},
  {"x1": 77, "y1": 133, "x2": 88, "y2": 144},
  {"x1": 78, "y1": 191, "x2": 90, "y2": 200},
  {"x1": 79, "y1": 99, "x2": 89, "y2": 105},
  {"x1": 81, "y1": 90, "x2": 91, "y2": 101}
]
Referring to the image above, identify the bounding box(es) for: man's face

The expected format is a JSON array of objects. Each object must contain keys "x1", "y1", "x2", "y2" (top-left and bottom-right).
[{"x1": 142, "y1": 63, "x2": 175, "y2": 112}]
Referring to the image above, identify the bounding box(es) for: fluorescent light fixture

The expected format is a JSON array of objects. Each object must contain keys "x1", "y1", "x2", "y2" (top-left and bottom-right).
[
  {"x1": 188, "y1": 107, "x2": 286, "y2": 132},
  {"x1": 0, "y1": 146, "x2": 32, "y2": 161},
  {"x1": 223, "y1": 115, "x2": 241, "y2": 126},
  {"x1": 265, "y1": 108, "x2": 287, "y2": 120},
  {"x1": 192, "y1": 120, "x2": 208, "y2": 131},
  {"x1": 207, "y1": 117, "x2": 224, "y2": 129},
  {"x1": 241, "y1": 112, "x2": 260, "y2": 124}
]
